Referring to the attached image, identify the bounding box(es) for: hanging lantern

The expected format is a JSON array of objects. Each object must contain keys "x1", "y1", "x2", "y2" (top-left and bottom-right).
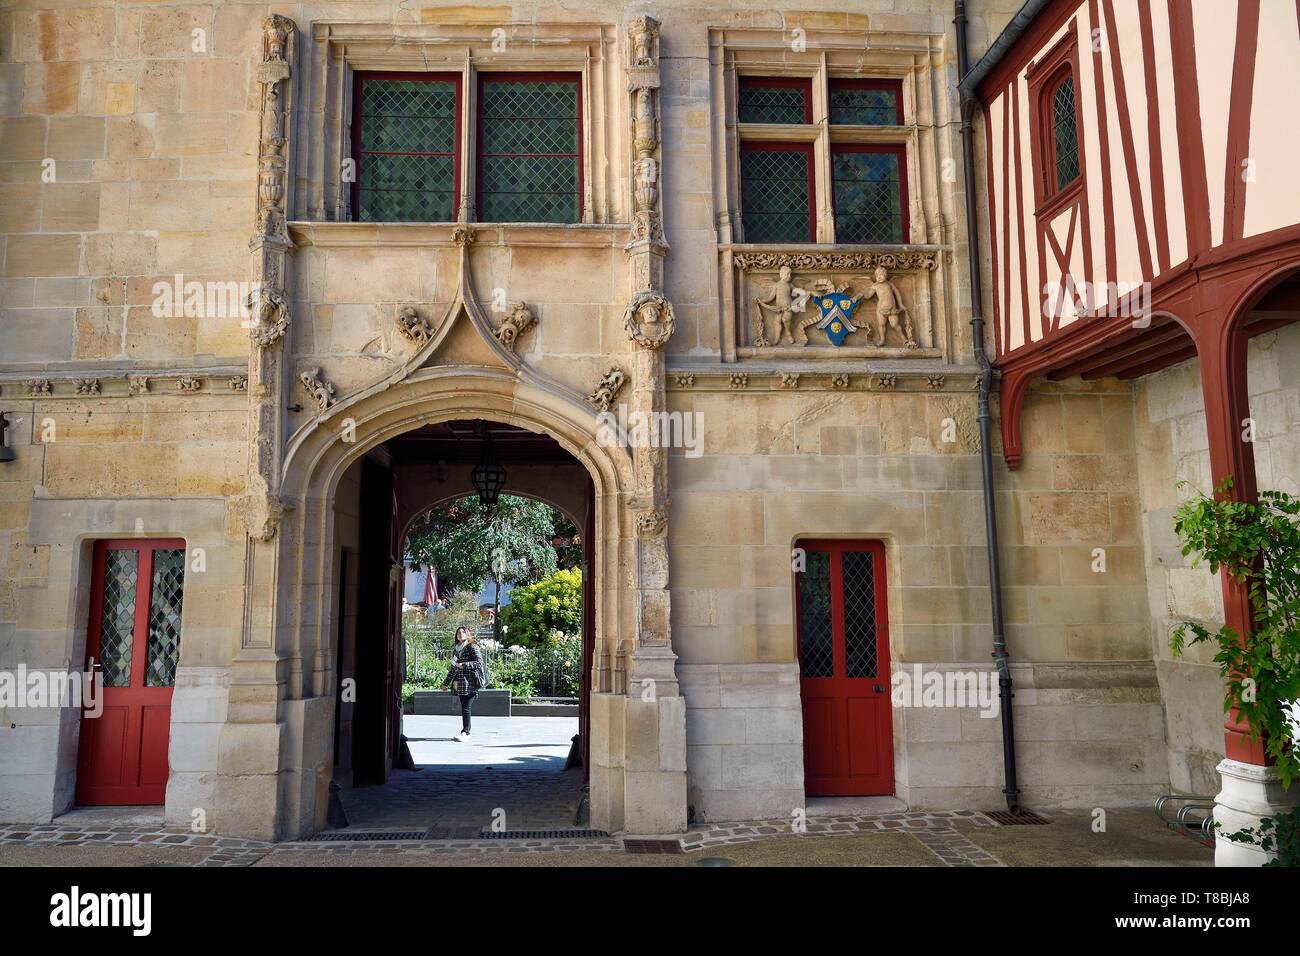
[{"x1": 470, "y1": 431, "x2": 507, "y2": 506}]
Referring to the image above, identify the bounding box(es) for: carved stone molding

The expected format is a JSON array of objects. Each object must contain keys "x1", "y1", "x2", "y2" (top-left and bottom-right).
[
  {"x1": 24, "y1": 379, "x2": 52, "y2": 396},
  {"x1": 298, "y1": 367, "x2": 336, "y2": 413},
  {"x1": 587, "y1": 367, "x2": 627, "y2": 412},
  {"x1": 733, "y1": 250, "x2": 939, "y2": 273},
  {"x1": 875, "y1": 374, "x2": 898, "y2": 389},
  {"x1": 128, "y1": 375, "x2": 150, "y2": 396},
  {"x1": 830, "y1": 373, "x2": 850, "y2": 389},
  {"x1": 778, "y1": 372, "x2": 801, "y2": 389},
  {"x1": 673, "y1": 373, "x2": 695, "y2": 388},
  {"x1": 635, "y1": 508, "x2": 667, "y2": 538},
  {"x1": 229, "y1": 375, "x2": 249, "y2": 392},
  {"x1": 395, "y1": 305, "x2": 434, "y2": 346},
  {"x1": 729, "y1": 373, "x2": 749, "y2": 389},
  {"x1": 926, "y1": 375, "x2": 946, "y2": 389},
  {"x1": 493, "y1": 302, "x2": 536, "y2": 351},
  {"x1": 623, "y1": 291, "x2": 674, "y2": 349},
  {"x1": 176, "y1": 376, "x2": 202, "y2": 393},
  {"x1": 451, "y1": 226, "x2": 476, "y2": 247},
  {"x1": 74, "y1": 379, "x2": 100, "y2": 396}
]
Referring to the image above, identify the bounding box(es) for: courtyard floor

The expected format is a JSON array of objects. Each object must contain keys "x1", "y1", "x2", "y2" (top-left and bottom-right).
[{"x1": 0, "y1": 715, "x2": 1215, "y2": 868}]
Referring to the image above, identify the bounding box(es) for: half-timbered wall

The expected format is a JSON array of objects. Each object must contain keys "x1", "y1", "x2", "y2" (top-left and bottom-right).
[{"x1": 981, "y1": 0, "x2": 1300, "y2": 356}]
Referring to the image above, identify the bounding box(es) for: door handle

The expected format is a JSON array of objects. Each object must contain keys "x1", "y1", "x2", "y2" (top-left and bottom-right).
[{"x1": 873, "y1": 684, "x2": 883, "y2": 694}]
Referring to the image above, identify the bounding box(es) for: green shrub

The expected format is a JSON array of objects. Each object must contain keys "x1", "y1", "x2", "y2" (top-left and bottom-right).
[{"x1": 499, "y1": 568, "x2": 582, "y2": 647}]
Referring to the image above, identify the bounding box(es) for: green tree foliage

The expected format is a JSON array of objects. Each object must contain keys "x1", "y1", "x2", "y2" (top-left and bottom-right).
[
  {"x1": 1170, "y1": 480, "x2": 1300, "y2": 786},
  {"x1": 500, "y1": 568, "x2": 583, "y2": 647},
  {"x1": 406, "y1": 494, "x2": 559, "y2": 637}
]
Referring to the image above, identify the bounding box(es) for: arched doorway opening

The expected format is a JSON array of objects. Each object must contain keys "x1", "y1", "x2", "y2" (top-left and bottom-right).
[{"x1": 328, "y1": 419, "x2": 598, "y2": 836}]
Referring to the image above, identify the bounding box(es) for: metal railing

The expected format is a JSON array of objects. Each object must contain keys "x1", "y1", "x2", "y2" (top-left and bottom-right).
[{"x1": 1154, "y1": 792, "x2": 1216, "y2": 847}]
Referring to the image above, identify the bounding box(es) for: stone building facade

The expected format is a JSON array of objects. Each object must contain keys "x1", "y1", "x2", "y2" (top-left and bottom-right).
[{"x1": 0, "y1": 0, "x2": 1279, "y2": 848}]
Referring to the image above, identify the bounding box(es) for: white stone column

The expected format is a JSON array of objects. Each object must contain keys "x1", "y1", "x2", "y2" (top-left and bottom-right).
[{"x1": 1214, "y1": 758, "x2": 1300, "y2": 866}]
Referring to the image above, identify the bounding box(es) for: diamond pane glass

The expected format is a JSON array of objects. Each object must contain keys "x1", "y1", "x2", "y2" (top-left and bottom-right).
[
  {"x1": 1053, "y1": 76, "x2": 1080, "y2": 190},
  {"x1": 357, "y1": 78, "x2": 457, "y2": 222},
  {"x1": 741, "y1": 148, "x2": 811, "y2": 243},
  {"x1": 829, "y1": 85, "x2": 900, "y2": 125},
  {"x1": 98, "y1": 549, "x2": 138, "y2": 687},
  {"x1": 738, "y1": 81, "x2": 809, "y2": 124},
  {"x1": 833, "y1": 149, "x2": 904, "y2": 243},
  {"x1": 842, "y1": 551, "x2": 878, "y2": 679},
  {"x1": 480, "y1": 79, "x2": 579, "y2": 223},
  {"x1": 798, "y1": 550, "x2": 834, "y2": 679},
  {"x1": 146, "y1": 549, "x2": 185, "y2": 688}
]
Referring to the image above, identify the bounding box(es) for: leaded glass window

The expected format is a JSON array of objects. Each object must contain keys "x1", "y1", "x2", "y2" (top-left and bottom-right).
[
  {"x1": 478, "y1": 76, "x2": 580, "y2": 223},
  {"x1": 832, "y1": 146, "x2": 906, "y2": 243},
  {"x1": 829, "y1": 80, "x2": 902, "y2": 126},
  {"x1": 1052, "y1": 75, "x2": 1081, "y2": 191},
  {"x1": 738, "y1": 77, "x2": 812, "y2": 124},
  {"x1": 355, "y1": 76, "x2": 459, "y2": 222},
  {"x1": 146, "y1": 548, "x2": 186, "y2": 688},
  {"x1": 797, "y1": 550, "x2": 833, "y2": 679},
  {"x1": 741, "y1": 145, "x2": 814, "y2": 243},
  {"x1": 98, "y1": 549, "x2": 139, "y2": 687},
  {"x1": 842, "y1": 551, "x2": 877, "y2": 678}
]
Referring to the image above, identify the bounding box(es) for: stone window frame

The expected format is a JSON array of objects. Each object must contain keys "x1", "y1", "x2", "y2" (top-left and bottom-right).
[
  {"x1": 708, "y1": 26, "x2": 958, "y2": 363},
  {"x1": 716, "y1": 35, "x2": 926, "y2": 246},
  {"x1": 295, "y1": 21, "x2": 621, "y2": 227}
]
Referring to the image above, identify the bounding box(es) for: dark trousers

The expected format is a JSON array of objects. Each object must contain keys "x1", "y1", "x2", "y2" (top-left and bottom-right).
[{"x1": 459, "y1": 692, "x2": 476, "y2": 733}]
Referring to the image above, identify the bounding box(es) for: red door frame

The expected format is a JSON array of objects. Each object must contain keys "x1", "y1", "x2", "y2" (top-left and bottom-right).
[
  {"x1": 77, "y1": 537, "x2": 186, "y2": 806},
  {"x1": 795, "y1": 538, "x2": 894, "y2": 796}
]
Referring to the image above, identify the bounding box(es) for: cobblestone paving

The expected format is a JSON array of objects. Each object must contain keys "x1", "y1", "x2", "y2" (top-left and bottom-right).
[{"x1": 0, "y1": 809, "x2": 1011, "y2": 866}]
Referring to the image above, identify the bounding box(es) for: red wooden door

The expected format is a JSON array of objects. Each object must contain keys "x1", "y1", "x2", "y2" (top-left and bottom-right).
[
  {"x1": 796, "y1": 539, "x2": 894, "y2": 796},
  {"x1": 77, "y1": 539, "x2": 187, "y2": 806}
]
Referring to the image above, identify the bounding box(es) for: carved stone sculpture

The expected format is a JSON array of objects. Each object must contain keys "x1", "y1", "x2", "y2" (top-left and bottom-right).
[
  {"x1": 229, "y1": 376, "x2": 248, "y2": 392},
  {"x1": 75, "y1": 379, "x2": 100, "y2": 396},
  {"x1": 24, "y1": 379, "x2": 52, "y2": 396},
  {"x1": 494, "y1": 302, "x2": 536, "y2": 350},
  {"x1": 176, "y1": 376, "x2": 202, "y2": 393},
  {"x1": 751, "y1": 265, "x2": 809, "y2": 346},
  {"x1": 623, "y1": 291, "x2": 675, "y2": 349},
  {"x1": 857, "y1": 265, "x2": 917, "y2": 349},
  {"x1": 298, "y1": 368, "x2": 335, "y2": 413},
  {"x1": 128, "y1": 375, "x2": 150, "y2": 396},
  {"x1": 588, "y1": 367, "x2": 627, "y2": 412},
  {"x1": 248, "y1": 288, "x2": 289, "y2": 349},
  {"x1": 630, "y1": 15, "x2": 658, "y2": 67},
  {"x1": 636, "y1": 508, "x2": 667, "y2": 537},
  {"x1": 395, "y1": 305, "x2": 434, "y2": 346}
]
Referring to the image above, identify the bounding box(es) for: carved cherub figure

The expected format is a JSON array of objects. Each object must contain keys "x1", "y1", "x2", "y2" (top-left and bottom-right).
[
  {"x1": 751, "y1": 266, "x2": 806, "y2": 346},
  {"x1": 859, "y1": 265, "x2": 917, "y2": 348}
]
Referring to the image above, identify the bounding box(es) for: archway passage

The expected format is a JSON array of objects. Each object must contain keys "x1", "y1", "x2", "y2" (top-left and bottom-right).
[{"x1": 327, "y1": 419, "x2": 598, "y2": 837}]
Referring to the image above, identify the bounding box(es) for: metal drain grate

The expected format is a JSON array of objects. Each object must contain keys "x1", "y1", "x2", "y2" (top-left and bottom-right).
[
  {"x1": 623, "y1": 838, "x2": 684, "y2": 854},
  {"x1": 987, "y1": 810, "x2": 1050, "y2": 826},
  {"x1": 309, "y1": 830, "x2": 428, "y2": 842},
  {"x1": 479, "y1": 828, "x2": 609, "y2": 840}
]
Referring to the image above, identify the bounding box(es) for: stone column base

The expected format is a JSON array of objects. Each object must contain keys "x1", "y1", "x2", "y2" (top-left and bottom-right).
[{"x1": 1213, "y1": 758, "x2": 1300, "y2": 866}]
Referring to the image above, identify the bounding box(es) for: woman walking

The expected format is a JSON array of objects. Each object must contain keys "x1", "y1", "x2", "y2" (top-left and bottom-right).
[{"x1": 443, "y1": 626, "x2": 485, "y2": 741}]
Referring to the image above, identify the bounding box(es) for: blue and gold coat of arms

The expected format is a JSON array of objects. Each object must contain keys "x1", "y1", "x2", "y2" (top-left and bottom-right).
[{"x1": 807, "y1": 290, "x2": 864, "y2": 347}]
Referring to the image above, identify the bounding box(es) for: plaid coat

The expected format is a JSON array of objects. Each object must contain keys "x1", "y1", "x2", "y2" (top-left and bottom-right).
[{"x1": 443, "y1": 640, "x2": 485, "y2": 696}]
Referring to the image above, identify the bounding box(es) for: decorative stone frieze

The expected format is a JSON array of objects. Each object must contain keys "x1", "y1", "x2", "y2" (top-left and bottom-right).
[
  {"x1": 733, "y1": 251, "x2": 939, "y2": 272},
  {"x1": 128, "y1": 376, "x2": 150, "y2": 396},
  {"x1": 229, "y1": 376, "x2": 249, "y2": 392},
  {"x1": 830, "y1": 373, "x2": 850, "y2": 389},
  {"x1": 875, "y1": 374, "x2": 898, "y2": 389},
  {"x1": 729, "y1": 373, "x2": 749, "y2": 389},
  {"x1": 927, "y1": 375, "x2": 946, "y2": 389},
  {"x1": 24, "y1": 379, "x2": 52, "y2": 396},
  {"x1": 778, "y1": 373, "x2": 800, "y2": 389},
  {"x1": 176, "y1": 376, "x2": 202, "y2": 393},
  {"x1": 74, "y1": 379, "x2": 100, "y2": 396},
  {"x1": 673, "y1": 373, "x2": 695, "y2": 388}
]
